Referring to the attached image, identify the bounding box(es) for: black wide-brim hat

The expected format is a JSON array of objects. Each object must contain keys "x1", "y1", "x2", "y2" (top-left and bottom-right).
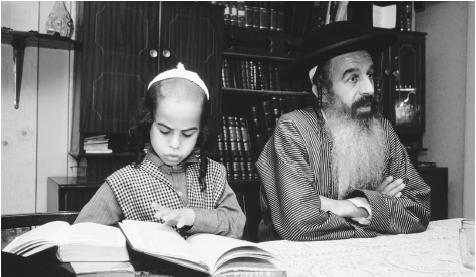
[{"x1": 282, "y1": 22, "x2": 397, "y2": 79}]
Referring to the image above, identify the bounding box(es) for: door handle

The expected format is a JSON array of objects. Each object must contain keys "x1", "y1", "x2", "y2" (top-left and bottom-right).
[
  {"x1": 162, "y1": 49, "x2": 171, "y2": 58},
  {"x1": 149, "y1": 49, "x2": 158, "y2": 58}
]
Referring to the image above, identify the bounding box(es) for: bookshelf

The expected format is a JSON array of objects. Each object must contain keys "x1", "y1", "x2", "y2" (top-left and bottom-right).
[
  {"x1": 217, "y1": 18, "x2": 312, "y2": 241},
  {"x1": 219, "y1": 23, "x2": 311, "y2": 181}
]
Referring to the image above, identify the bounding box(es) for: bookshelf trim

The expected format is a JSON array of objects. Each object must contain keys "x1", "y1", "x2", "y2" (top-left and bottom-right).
[
  {"x1": 223, "y1": 51, "x2": 295, "y2": 62},
  {"x1": 68, "y1": 151, "x2": 136, "y2": 160}
]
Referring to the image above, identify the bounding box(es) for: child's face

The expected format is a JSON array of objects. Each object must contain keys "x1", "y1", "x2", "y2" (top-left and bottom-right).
[{"x1": 150, "y1": 80, "x2": 203, "y2": 166}]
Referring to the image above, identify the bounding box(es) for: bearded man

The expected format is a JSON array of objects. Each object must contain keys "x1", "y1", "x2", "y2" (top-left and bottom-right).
[{"x1": 256, "y1": 22, "x2": 431, "y2": 241}]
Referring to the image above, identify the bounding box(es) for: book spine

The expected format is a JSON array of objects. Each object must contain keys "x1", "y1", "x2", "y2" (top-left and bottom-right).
[
  {"x1": 252, "y1": 3, "x2": 260, "y2": 29},
  {"x1": 237, "y1": 1, "x2": 245, "y2": 28},
  {"x1": 244, "y1": 2, "x2": 254, "y2": 29},
  {"x1": 259, "y1": 2, "x2": 270, "y2": 30},
  {"x1": 230, "y1": 2, "x2": 238, "y2": 26},
  {"x1": 277, "y1": 2, "x2": 285, "y2": 32},
  {"x1": 223, "y1": 2, "x2": 231, "y2": 25},
  {"x1": 221, "y1": 116, "x2": 233, "y2": 181},
  {"x1": 269, "y1": 2, "x2": 278, "y2": 31}
]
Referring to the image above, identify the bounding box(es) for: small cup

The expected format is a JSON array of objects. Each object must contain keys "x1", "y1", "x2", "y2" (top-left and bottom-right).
[{"x1": 459, "y1": 219, "x2": 475, "y2": 270}]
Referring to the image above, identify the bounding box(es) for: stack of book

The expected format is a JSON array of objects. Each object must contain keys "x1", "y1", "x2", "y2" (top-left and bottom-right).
[{"x1": 83, "y1": 135, "x2": 112, "y2": 154}]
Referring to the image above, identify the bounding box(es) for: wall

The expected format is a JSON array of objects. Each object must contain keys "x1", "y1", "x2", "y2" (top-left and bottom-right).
[
  {"x1": 1, "y1": 1, "x2": 77, "y2": 214},
  {"x1": 463, "y1": 3, "x2": 475, "y2": 219},
  {"x1": 417, "y1": 2, "x2": 474, "y2": 218}
]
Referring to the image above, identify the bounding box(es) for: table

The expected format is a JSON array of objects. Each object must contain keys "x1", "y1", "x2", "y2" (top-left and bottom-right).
[{"x1": 259, "y1": 218, "x2": 473, "y2": 277}]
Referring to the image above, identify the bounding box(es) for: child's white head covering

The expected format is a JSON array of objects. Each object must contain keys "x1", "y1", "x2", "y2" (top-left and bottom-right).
[{"x1": 147, "y1": 62, "x2": 209, "y2": 100}]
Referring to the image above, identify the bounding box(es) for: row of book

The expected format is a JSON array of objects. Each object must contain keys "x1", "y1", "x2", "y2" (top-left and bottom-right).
[
  {"x1": 218, "y1": 96, "x2": 314, "y2": 182},
  {"x1": 249, "y1": 96, "x2": 315, "y2": 151},
  {"x1": 221, "y1": 57, "x2": 303, "y2": 92},
  {"x1": 218, "y1": 116, "x2": 259, "y2": 181},
  {"x1": 216, "y1": 1, "x2": 285, "y2": 32}
]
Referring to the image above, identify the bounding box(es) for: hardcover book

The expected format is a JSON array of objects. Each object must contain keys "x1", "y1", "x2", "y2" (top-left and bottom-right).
[{"x1": 118, "y1": 220, "x2": 285, "y2": 276}]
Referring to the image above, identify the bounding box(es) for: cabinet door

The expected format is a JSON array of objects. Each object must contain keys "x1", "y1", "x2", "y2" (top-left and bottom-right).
[
  {"x1": 79, "y1": 2, "x2": 160, "y2": 133},
  {"x1": 159, "y1": 2, "x2": 224, "y2": 152},
  {"x1": 388, "y1": 33, "x2": 426, "y2": 135}
]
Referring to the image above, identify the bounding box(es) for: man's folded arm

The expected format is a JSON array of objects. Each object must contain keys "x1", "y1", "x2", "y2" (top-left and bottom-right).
[{"x1": 352, "y1": 123, "x2": 431, "y2": 234}]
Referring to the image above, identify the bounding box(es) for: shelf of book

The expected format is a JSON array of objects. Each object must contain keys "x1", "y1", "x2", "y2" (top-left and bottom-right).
[
  {"x1": 223, "y1": 23, "x2": 302, "y2": 59},
  {"x1": 222, "y1": 87, "x2": 311, "y2": 97},
  {"x1": 223, "y1": 51, "x2": 295, "y2": 62}
]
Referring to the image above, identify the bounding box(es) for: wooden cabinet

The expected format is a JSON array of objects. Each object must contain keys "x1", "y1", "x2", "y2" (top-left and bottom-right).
[
  {"x1": 77, "y1": 2, "x2": 160, "y2": 134},
  {"x1": 417, "y1": 167, "x2": 448, "y2": 220},
  {"x1": 373, "y1": 31, "x2": 426, "y2": 159},
  {"x1": 47, "y1": 177, "x2": 101, "y2": 212},
  {"x1": 77, "y1": 2, "x2": 223, "y2": 149}
]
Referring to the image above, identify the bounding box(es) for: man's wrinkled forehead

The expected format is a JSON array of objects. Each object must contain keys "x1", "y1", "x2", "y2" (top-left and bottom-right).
[
  {"x1": 308, "y1": 50, "x2": 373, "y2": 82},
  {"x1": 329, "y1": 51, "x2": 374, "y2": 79}
]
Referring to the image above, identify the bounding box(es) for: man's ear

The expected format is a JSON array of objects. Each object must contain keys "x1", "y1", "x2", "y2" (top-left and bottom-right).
[{"x1": 312, "y1": 84, "x2": 327, "y2": 97}]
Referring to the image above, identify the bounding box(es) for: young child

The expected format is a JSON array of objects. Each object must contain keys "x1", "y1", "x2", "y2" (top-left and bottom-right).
[{"x1": 75, "y1": 63, "x2": 246, "y2": 238}]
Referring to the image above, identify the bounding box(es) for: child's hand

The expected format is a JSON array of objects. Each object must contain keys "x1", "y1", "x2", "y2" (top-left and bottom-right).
[{"x1": 151, "y1": 203, "x2": 196, "y2": 229}]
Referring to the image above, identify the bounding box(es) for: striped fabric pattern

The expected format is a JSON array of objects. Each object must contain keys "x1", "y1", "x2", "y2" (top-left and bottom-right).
[
  {"x1": 256, "y1": 107, "x2": 431, "y2": 241},
  {"x1": 107, "y1": 156, "x2": 225, "y2": 222}
]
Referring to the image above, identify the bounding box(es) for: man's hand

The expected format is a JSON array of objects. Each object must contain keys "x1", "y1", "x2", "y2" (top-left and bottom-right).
[
  {"x1": 320, "y1": 196, "x2": 369, "y2": 218},
  {"x1": 151, "y1": 203, "x2": 195, "y2": 229},
  {"x1": 377, "y1": 176, "x2": 405, "y2": 197}
]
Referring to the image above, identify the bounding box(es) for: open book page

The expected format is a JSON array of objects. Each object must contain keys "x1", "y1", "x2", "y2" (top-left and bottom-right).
[
  {"x1": 215, "y1": 257, "x2": 285, "y2": 276},
  {"x1": 186, "y1": 234, "x2": 274, "y2": 273},
  {"x1": 57, "y1": 222, "x2": 129, "y2": 262},
  {"x1": 119, "y1": 220, "x2": 207, "y2": 272},
  {"x1": 63, "y1": 222, "x2": 126, "y2": 246},
  {"x1": 2, "y1": 221, "x2": 70, "y2": 256}
]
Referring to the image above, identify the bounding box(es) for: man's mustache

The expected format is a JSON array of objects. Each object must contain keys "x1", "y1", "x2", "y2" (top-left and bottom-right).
[
  {"x1": 350, "y1": 95, "x2": 379, "y2": 120},
  {"x1": 353, "y1": 95, "x2": 375, "y2": 109}
]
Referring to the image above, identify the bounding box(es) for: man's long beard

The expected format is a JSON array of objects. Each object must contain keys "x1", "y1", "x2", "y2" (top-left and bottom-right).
[{"x1": 323, "y1": 94, "x2": 386, "y2": 199}]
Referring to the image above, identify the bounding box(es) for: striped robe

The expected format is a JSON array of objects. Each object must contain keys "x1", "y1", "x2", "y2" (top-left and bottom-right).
[{"x1": 256, "y1": 108, "x2": 431, "y2": 241}]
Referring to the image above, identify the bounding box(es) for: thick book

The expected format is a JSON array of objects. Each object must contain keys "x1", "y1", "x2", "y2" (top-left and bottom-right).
[
  {"x1": 70, "y1": 261, "x2": 135, "y2": 277},
  {"x1": 2, "y1": 221, "x2": 129, "y2": 262},
  {"x1": 118, "y1": 220, "x2": 285, "y2": 276}
]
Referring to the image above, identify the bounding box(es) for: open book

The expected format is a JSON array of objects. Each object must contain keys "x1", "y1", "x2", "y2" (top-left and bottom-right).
[
  {"x1": 118, "y1": 220, "x2": 285, "y2": 276},
  {"x1": 3, "y1": 221, "x2": 129, "y2": 262}
]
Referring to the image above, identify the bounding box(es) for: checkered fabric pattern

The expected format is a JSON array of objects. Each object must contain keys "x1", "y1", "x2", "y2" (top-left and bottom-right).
[
  {"x1": 256, "y1": 107, "x2": 431, "y2": 241},
  {"x1": 107, "y1": 157, "x2": 226, "y2": 222}
]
